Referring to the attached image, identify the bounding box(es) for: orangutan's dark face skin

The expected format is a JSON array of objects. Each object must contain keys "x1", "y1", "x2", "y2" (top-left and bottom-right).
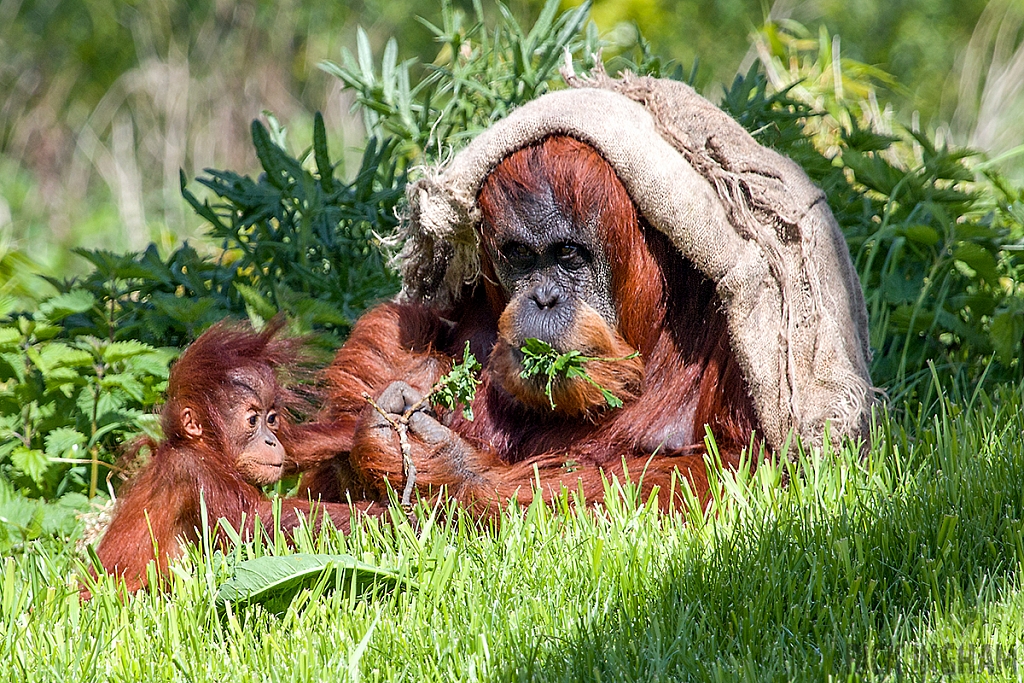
[{"x1": 485, "y1": 182, "x2": 617, "y2": 354}]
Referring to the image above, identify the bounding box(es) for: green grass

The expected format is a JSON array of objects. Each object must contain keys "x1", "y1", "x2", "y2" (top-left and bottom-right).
[{"x1": 2, "y1": 382, "x2": 1024, "y2": 682}]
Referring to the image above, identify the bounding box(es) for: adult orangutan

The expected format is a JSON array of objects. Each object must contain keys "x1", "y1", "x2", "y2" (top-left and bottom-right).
[
  {"x1": 296, "y1": 135, "x2": 760, "y2": 514},
  {"x1": 92, "y1": 319, "x2": 373, "y2": 592}
]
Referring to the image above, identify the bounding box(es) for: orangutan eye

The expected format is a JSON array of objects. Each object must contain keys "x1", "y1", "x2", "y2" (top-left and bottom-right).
[
  {"x1": 267, "y1": 412, "x2": 278, "y2": 428},
  {"x1": 555, "y1": 242, "x2": 588, "y2": 268},
  {"x1": 247, "y1": 413, "x2": 259, "y2": 428},
  {"x1": 502, "y1": 242, "x2": 534, "y2": 266}
]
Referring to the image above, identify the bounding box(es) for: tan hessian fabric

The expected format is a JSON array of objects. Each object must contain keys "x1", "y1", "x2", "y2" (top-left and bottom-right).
[{"x1": 393, "y1": 71, "x2": 874, "y2": 453}]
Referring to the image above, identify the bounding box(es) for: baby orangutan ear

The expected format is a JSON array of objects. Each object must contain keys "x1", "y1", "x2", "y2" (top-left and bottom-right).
[{"x1": 181, "y1": 407, "x2": 203, "y2": 439}]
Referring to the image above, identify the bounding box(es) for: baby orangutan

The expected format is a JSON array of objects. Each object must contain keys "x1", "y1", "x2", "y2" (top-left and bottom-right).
[{"x1": 91, "y1": 319, "x2": 373, "y2": 593}]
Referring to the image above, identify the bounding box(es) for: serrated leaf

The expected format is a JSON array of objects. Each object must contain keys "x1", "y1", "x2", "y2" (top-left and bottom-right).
[
  {"x1": 42, "y1": 367, "x2": 89, "y2": 395},
  {"x1": 252, "y1": 120, "x2": 303, "y2": 191},
  {"x1": 12, "y1": 446, "x2": 50, "y2": 484},
  {"x1": 134, "y1": 413, "x2": 164, "y2": 441},
  {"x1": 27, "y1": 343, "x2": 93, "y2": 374},
  {"x1": 37, "y1": 290, "x2": 95, "y2": 322},
  {"x1": 102, "y1": 340, "x2": 155, "y2": 365},
  {"x1": 0, "y1": 351, "x2": 24, "y2": 383},
  {"x1": 77, "y1": 386, "x2": 126, "y2": 419},
  {"x1": 216, "y1": 553, "x2": 408, "y2": 614},
  {"x1": 122, "y1": 349, "x2": 174, "y2": 380},
  {"x1": 0, "y1": 295, "x2": 16, "y2": 319},
  {"x1": 843, "y1": 150, "x2": 905, "y2": 195},
  {"x1": 151, "y1": 294, "x2": 217, "y2": 325},
  {"x1": 101, "y1": 373, "x2": 146, "y2": 402},
  {"x1": 30, "y1": 322, "x2": 61, "y2": 341},
  {"x1": 234, "y1": 282, "x2": 278, "y2": 321},
  {"x1": 44, "y1": 427, "x2": 87, "y2": 459},
  {"x1": 601, "y1": 387, "x2": 623, "y2": 409},
  {"x1": 0, "y1": 327, "x2": 21, "y2": 350}
]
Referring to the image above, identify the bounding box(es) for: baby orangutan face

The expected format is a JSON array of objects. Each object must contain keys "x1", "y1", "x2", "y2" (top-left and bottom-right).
[{"x1": 220, "y1": 366, "x2": 285, "y2": 486}]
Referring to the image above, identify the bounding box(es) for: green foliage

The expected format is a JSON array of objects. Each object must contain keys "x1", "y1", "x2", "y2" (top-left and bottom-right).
[
  {"x1": 0, "y1": 478, "x2": 90, "y2": 554},
  {"x1": 519, "y1": 337, "x2": 638, "y2": 410},
  {"x1": 429, "y1": 341, "x2": 482, "y2": 420},
  {"x1": 719, "y1": 30, "x2": 1024, "y2": 399},
  {"x1": 0, "y1": 290, "x2": 172, "y2": 499},
  {"x1": 4, "y1": 384, "x2": 1024, "y2": 679},
  {"x1": 43, "y1": 112, "x2": 403, "y2": 348},
  {"x1": 182, "y1": 113, "x2": 404, "y2": 337},
  {"x1": 54, "y1": 244, "x2": 243, "y2": 349},
  {"x1": 321, "y1": 0, "x2": 599, "y2": 160},
  {"x1": 216, "y1": 553, "x2": 408, "y2": 615}
]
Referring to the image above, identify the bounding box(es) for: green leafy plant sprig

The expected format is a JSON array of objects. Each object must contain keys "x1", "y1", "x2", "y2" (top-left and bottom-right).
[
  {"x1": 362, "y1": 341, "x2": 481, "y2": 506},
  {"x1": 518, "y1": 338, "x2": 639, "y2": 410}
]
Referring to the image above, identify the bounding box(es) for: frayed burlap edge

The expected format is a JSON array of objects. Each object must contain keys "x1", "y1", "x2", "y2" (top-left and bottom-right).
[{"x1": 392, "y1": 70, "x2": 874, "y2": 453}]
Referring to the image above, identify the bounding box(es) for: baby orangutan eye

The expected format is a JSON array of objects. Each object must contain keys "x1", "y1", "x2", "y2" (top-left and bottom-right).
[
  {"x1": 248, "y1": 413, "x2": 259, "y2": 428},
  {"x1": 267, "y1": 412, "x2": 278, "y2": 429}
]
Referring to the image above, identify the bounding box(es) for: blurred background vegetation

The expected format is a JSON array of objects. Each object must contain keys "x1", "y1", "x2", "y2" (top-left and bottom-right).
[
  {"x1": 0, "y1": 0, "x2": 1023, "y2": 509},
  {"x1": 3, "y1": 0, "x2": 1023, "y2": 275}
]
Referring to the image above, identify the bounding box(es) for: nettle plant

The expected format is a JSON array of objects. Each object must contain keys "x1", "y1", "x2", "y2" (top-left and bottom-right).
[{"x1": 0, "y1": 291, "x2": 172, "y2": 499}]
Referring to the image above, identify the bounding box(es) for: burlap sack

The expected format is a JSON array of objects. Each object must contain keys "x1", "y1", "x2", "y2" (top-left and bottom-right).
[{"x1": 393, "y1": 70, "x2": 874, "y2": 452}]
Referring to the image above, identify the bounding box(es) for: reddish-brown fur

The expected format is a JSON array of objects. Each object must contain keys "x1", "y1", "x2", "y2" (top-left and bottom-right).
[
  {"x1": 92, "y1": 320, "x2": 374, "y2": 593},
  {"x1": 300, "y1": 135, "x2": 761, "y2": 514}
]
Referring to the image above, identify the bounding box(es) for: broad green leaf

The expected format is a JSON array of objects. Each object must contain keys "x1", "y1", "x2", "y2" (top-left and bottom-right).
[
  {"x1": 0, "y1": 351, "x2": 23, "y2": 383},
  {"x1": 40, "y1": 493, "x2": 92, "y2": 536},
  {"x1": 37, "y1": 290, "x2": 95, "y2": 322},
  {"x1": 28, "y1": 343, "x2": 93, "y2": 375},
  {"x1": 151, "y1": 293, "x2": 217, "y2": 324},
  {"x1": 102, "y1": 340, "x2": 155, "y2": 365},
  {"x1": 953, "y1": 243, "x2": 1000, "y2": 286},
  {"x1": 28, "y1": 322, "x2": 61, "y2": 342},
  {"x1": 990, "y1": 310, "x2": 1024, "y2": 365},
  {"x1": 903, "y1": 224, "x2": 940, "y2": 247},
  {"x1": 77, "y1": 385, "x2": 126, "y2": 418},
  {"x1": 134, "y1": 413, "x2": 164, "y2": 441},
  {"x1": 44, "y1": 427, "x2": 87, "y2": 459},
  {"x1": 216, "y1": 553, "x2": 409, "y2": 614},
  {"x1": 122, "y1": 348, "x2": 175, "y2": 380},
  {"x1": 11, "y1": 446, "x2": 50, "y2": 484},
  {"x1": 0, "y1": 327, "x2": 21, "y2": 350},
  {"x1": 42, "y1": 367, "x2": 89, "y2": 397},
  {"x1": 600, "y1": 387, "x2": 623, "y2": 409},
  {"x1": 0, "y1": 295, "x2": 16, "y2": 319},
  {"x1": 0, "y1": 499, "x2": 45, "y2": 543},
  {"x1": 101, "y1": 373, "x2": 146, "y2": 402}
]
